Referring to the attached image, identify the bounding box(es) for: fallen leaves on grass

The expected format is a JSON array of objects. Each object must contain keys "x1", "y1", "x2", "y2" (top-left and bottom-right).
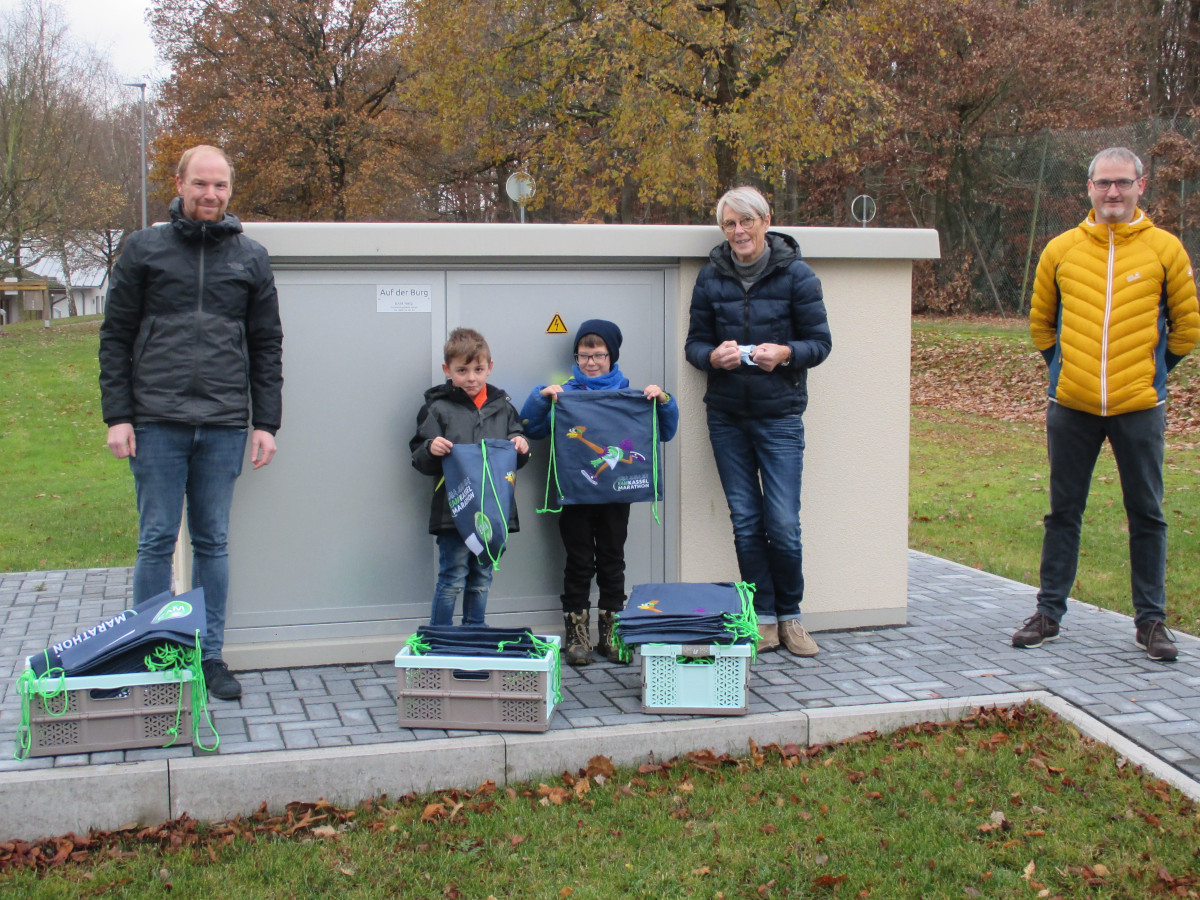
[
  {"x1": 5, "y1": 701, "x2": 1197, "y2": 900},
  {"x1": 911, "y1": 324, "x2": 1200, "y2": 437}
]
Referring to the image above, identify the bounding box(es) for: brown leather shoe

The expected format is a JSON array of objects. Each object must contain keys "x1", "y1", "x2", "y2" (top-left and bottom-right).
[
  {"x1": 1136, "y1": 620, "x2": 1178, "y2": 662},
  {"x1": 780, "y1": 620, "x2": 819, "y2": 657},
  {"x1": 1012, "y1": 612, "x2": 1060, "y2": 648},
  {"x1": 757, "y1": 622, "x2": 779, "y2": 652}
]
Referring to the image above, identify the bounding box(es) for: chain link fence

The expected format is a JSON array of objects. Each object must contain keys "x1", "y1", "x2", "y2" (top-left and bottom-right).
[{"x1": 905, "y1": 121, "x2": 1200, "y2": 316}]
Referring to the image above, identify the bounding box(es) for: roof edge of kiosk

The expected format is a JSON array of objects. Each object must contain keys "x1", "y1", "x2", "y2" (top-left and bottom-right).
[{"x1": 242, "y1": 222, "x2": 941, "y2": 264}]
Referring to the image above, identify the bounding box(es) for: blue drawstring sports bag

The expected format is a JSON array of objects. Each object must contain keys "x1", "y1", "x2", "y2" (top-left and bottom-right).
[
  {"x1": 441, "y1": 438, "x2": 519, "y2": 569},
  {"x1": 28, "y1": 587, "x2": 208, "y2": 677},
  {"x1": 539, "y1": 389, "x2": 662, "y2": 512}
]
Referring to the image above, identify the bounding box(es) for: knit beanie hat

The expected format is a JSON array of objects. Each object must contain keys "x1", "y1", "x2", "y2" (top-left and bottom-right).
[{"x1": 574, "y1": 319, "x2": 622, "y2": 364}]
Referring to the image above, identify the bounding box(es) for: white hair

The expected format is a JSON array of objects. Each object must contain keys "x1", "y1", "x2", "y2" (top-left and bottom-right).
[{"x1": 715, "y1": 186, "x2": 771, "y2": 225}]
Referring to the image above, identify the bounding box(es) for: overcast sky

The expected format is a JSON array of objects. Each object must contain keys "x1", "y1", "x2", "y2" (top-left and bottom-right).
[{"x1": 1, "y1": 0, "x2": 164, "y2": 82}]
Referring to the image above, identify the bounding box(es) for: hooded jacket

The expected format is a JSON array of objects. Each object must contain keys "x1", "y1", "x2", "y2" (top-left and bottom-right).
[
  {"x1": 1031, "y1": 208, "x2": 1199, "y2": 417},
  {"x1": 410, "y1": 382, "x2": 531, "y2": 534},
  {"x1": 684, "y1": 231, "x2": 832, "y2": 418},
  {"x1": 99, "y1": 197, "x2": 284, "y2": 432}
]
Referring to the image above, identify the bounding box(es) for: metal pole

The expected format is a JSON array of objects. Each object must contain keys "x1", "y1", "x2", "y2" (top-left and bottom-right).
[
  {"x1": 1019, "y1": 129, "x2": 1050, "y2": 316},
  {"x1": 124, "y1": 82, "x2": 148, "y2": 230}
]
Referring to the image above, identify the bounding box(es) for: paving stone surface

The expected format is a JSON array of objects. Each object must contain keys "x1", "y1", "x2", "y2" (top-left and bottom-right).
[{"x1": 2, "y1": 553, "x2": 1198, "y2": 780}]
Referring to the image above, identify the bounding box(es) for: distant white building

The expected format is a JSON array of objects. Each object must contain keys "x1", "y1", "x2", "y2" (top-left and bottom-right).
[{"x1": 24, "y1": 259, "x2": 111, "y2": 318}]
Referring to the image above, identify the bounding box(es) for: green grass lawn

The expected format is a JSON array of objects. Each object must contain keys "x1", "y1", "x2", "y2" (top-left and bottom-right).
[
  {"x1": 0, "y1": 318, "x2": 137, "y2": 571},
  {"x1": 2, "y1": 704, "x2": 1197, "y2": 898},
  {"x1": 909, "y1": 317, "x2": 1200, "y2": 637}
]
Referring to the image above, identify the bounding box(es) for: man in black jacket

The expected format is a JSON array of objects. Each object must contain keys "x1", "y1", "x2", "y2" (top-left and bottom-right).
[{"x1": 99, "y1": 145, "x2": 283, "y2": 701}]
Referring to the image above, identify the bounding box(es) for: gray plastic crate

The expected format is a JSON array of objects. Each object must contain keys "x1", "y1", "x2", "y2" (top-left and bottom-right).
[
  {"x1": 20, "y1": 670, "x2": 194, "y2": 757},
  {"x1": 395, "y1": 636, "x2": 560, "y2": 733},
  {"x1": 641, "y1": 643, "x2": 751, "y2": 715}
]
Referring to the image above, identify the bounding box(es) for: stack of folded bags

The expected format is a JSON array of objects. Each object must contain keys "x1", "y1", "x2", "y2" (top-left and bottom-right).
[
  {"x1": 404, "y1": 625, "x2": 558, "y2": 660},
  {"x1": 402, "y1": 625, "x2": 563, "y2": 709},
  {"x1": 27, "y1": 588, "x2": 207, "y2": 678},
  {"x1": 613, "y1": 582, "x2": 758, "y2": 661}
]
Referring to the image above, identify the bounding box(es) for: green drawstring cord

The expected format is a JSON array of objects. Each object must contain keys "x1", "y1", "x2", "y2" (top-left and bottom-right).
[
  {"x1": 727, "y1": 582, "x2": 760, "y2": 663},
  {"x1": 497, "y1": 633, "x2": 562, "y2": 705},
  {"x1": 650, "y1": 400, "x2": 661, "y2": 524},
  {"x1": 537, "y1": 400, "x2": 564, "y2": 514},
  {"x1": 146, "y1": 635, "x2": 219, "y2": 752},
  {"x1": 477, "y1": 440, "x2": 510, "y2": 571},
  {"x1": 613, "y1": 614, "x2": 633, "y2": 664},
  {"x1": 527, "y1": 633, "x2": 563, "y2": 705},
  {"x1": 404, "y1": 632, "x2": 432, "y2": 656},
  {"x1": 12, "y1": 651, "x2": 67, "y2": 760},
  {"x1": 496, "y1": 636, "x2": 522, "y2": 654}
]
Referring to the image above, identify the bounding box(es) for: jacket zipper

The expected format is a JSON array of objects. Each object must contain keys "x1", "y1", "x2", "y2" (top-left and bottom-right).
[
  {"x1": 190, "y1": 225, "x2": 207, "y2": 405},
  {"x1": 742, "y1": 287, "x2": 752, "y2": 408},
  {"x1": 1100, "y1": 228, "x2": 1114, "y2": 415},
  {"x1": 198, "y1": 224, "x2": 207, "y2": 312}
]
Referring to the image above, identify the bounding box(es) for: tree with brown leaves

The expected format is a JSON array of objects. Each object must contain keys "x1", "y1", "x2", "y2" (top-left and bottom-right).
[{"x1": 150, "y1": 0, "x2": 417, "y2": 221}]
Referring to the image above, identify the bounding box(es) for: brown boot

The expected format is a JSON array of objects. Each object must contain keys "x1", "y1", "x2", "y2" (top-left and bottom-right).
[
  {"x1": 564, "y1": 611, "x2": 592, "y2": 666},
  {"x1": 596, "y1": 610, "x2": 623, "y2": 663}
]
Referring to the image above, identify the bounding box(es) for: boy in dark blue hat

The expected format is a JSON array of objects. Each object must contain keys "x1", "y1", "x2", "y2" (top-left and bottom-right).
[{"x1": 520, "y1": 319, "x2": 679, "y2": 665}]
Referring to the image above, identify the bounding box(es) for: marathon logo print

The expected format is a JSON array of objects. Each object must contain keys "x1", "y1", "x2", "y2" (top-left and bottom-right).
[
  {"x1": 151, "y1": 600, "x2": 193, "y2": 624},
  {"x1": 613, "y1": 474, "x2": 651, "y2": 493},
  {"x1": 448, "y1": 477, "x2": 476, "y2": 517},
  {"x1": 50, "y1": 611, "x2": 130, "y2": 655}
]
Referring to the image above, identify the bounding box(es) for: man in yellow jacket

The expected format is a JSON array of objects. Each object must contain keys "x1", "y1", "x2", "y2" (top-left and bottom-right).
[{"x1": 1013, "y1": 147, "x2": 1200, "y2": 661}]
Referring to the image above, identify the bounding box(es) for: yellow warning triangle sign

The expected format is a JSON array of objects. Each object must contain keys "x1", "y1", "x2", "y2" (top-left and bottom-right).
[{"x1": 546, "y1": 314, "x2": 568, "y2": 334}]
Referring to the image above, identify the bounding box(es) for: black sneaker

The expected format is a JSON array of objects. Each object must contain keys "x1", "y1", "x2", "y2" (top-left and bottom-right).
[
  {"x1": 1135, "y1": 621, "x2": 1178, "y2": 662},
  {"x1": 202, "y1": 658, "x2": 243, "y2": 700},
  {"x1": 1012, "y1": 613, "x2": 1060, "y2": 648}
]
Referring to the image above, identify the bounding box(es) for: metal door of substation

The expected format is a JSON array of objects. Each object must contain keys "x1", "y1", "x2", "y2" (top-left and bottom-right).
[{"x1": 220, "y1": 266, "x2": 679, "y2": 658}]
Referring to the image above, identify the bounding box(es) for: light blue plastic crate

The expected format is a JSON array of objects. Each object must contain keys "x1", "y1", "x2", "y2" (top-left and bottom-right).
[{"x1": 640, "y1": 643, "x2": 751, "y2": 715}]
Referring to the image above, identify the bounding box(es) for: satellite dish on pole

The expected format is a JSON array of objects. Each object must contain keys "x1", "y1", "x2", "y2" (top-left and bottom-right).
[
  {"x1": 851, "y1": 194, "x2": 877, "y2": 227},
  {"x1": 505, "y1": 172, "x2": 536, "y2": 223}
]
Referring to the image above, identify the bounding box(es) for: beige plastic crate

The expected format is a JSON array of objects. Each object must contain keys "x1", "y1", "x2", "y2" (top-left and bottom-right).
[
  {"x1": 640, "y1": 643, "x2": 751, "y2": 715},
  {"x1": 20, "y1": 670, "x2": 194, "y2": 757},
  {"x1": 395, "y1": 636, "x2": 560, "y2": 733}
]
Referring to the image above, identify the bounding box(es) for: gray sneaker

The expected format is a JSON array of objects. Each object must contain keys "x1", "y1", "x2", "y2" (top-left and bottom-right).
[{"x1": 1012, "y1": 613, "x2": 1059, "y2": 648}]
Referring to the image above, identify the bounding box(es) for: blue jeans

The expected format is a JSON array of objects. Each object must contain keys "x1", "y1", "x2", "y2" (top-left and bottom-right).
[
  {"x1": 129, "y1": 424, "x2": 246, "y2": 659},
  {"x1": 1037, "y1": 403, "x2": 1167, "y2": 626},
  {"x1": 431, "y1": 532, "x2": 493, "y2": 626},
  {"x1": 706, "y1": 408, "x2": 805, "y2": 623}
]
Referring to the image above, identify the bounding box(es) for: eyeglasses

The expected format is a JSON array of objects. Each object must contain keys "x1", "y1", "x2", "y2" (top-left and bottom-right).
[
  {"x1": 1091, "y1": 178, "x2": 1139, "y2": 191},
  {"x1": 574, "y1": 352, "x2": 609, "y2": 363},
  {"x1": 720, "y1": 215, "x2": 759, "y2": 233}
]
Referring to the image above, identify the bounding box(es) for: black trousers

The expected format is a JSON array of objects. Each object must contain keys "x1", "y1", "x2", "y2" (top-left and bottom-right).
[{"x1": 558, "y1": 502, "x2": 631, "y2": 613}]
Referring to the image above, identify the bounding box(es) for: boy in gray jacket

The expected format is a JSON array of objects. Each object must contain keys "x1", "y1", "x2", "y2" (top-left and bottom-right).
[{"x1": 410, "y1": 328, "x2": 530, "y2": 625}]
